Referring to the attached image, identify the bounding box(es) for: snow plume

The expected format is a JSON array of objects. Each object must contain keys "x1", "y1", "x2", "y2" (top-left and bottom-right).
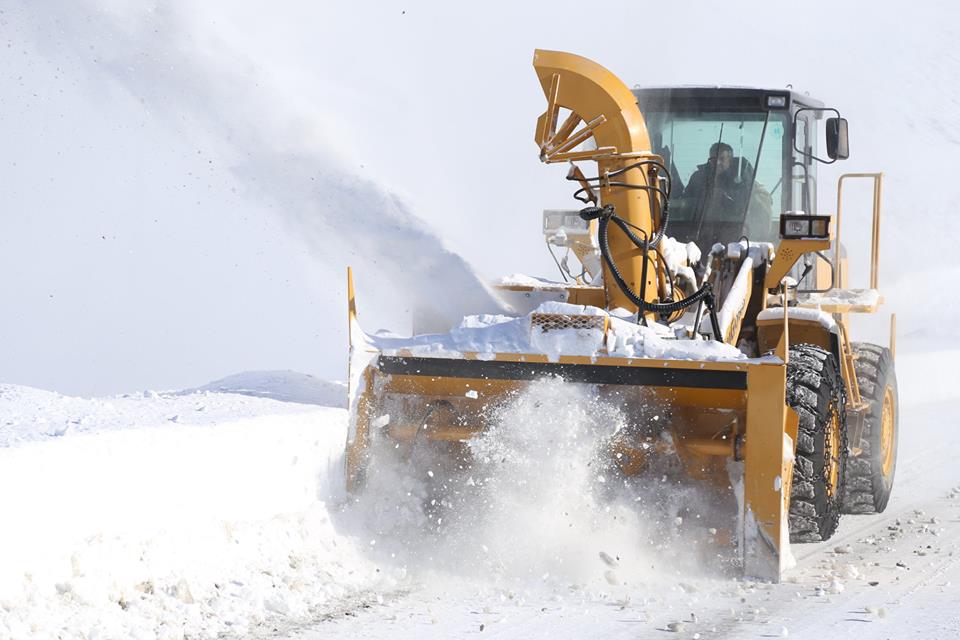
[
  {"x1": 461, "y1": 379, "x2": 650, "y2": 584},
  {"x1": 23, "y1": 1, "x2": 505, "y2": 332},
  {"x1": 350, "y1": 379, "x2": 733, "y2": 595}
]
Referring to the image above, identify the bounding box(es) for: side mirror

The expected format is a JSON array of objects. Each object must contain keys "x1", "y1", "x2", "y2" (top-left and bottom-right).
[{"x1": 826, "y1": 117, "x2": 849, "y2": 160}]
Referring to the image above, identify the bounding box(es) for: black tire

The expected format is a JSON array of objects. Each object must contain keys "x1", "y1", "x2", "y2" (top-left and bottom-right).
[
  {"x1": 786, "y1": 344, "x2": 848, "y2": 543},
  {"x1": 841, "y1": 343, "x2": 898, "y2": 514}
]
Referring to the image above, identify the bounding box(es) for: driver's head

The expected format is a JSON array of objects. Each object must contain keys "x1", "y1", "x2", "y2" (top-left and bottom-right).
[{"x1": 708, "y1": 142, "x2": 734, "y2": 174}]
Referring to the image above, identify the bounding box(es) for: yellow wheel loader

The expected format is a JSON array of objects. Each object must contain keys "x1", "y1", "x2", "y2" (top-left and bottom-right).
[{"x1": 344, "y1": 50, "x2": 898, "y2": 581}]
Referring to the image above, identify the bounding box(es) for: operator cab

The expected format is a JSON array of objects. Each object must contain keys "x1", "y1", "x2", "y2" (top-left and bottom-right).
[{"x1": 634, "y1": 87, "x2": 847, "y2": 250}]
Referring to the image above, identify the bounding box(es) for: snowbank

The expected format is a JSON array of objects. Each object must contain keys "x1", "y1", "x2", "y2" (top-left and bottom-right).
[
  {"x1": 184, "y1": 370, "x2": 347, "y2": 408},
  {"x1": 0, "y1": 383, "x2": 391, "y2": 639},
  {"x1": 0, "y1": 383, "x2": 319, "y2": 448},
  {"x1": 496, "y1": 273, "x2": 568, "y2": 287}
]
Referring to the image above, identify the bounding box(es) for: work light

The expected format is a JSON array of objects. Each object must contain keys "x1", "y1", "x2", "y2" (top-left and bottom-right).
[{"x1": 779, "y1": 214, "x2": 831, "y2": 239}]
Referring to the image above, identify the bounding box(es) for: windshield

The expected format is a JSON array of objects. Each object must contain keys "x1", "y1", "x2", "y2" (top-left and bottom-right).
[{"x1": 642, "y1": 110, "x2": 789, "y2": 249}]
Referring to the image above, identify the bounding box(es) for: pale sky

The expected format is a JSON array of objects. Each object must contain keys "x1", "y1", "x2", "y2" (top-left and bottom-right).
[{"x1": 2, "y1": 0, "x2": 957, "y2": 395}]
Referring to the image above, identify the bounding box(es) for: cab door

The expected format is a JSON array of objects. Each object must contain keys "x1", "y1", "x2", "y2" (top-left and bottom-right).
[{"x1": 792, "y1": 111, "x2": 818, "y2": 215}]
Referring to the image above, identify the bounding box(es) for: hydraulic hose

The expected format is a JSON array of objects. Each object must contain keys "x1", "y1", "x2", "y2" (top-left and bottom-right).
[
  {"x1": 568, "y1": 159, "x2": 672, "y2": 248},
  {"x1": 579, "y1": 204, "x2": 723, "y2": 339}
]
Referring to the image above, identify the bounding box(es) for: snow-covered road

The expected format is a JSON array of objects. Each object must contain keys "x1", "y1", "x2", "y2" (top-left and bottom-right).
[
  {"x1": 0, "y1": 374, "x2": 395, "y2": 639},
  {"x1": 285, "y1": 355, "x2": 960, "y2": 640},
  {"x1": 1, "y1": 347, "x2": 956, "y2": 640}
]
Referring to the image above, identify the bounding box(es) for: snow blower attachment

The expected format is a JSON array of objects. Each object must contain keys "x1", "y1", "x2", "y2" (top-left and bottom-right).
[{"x1": 345, "y1": 50, "x2": 898, "y2": 581}]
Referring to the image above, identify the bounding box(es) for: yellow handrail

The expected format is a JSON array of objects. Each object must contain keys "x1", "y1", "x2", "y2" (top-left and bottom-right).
[{"x1": 835, "y1": 172, "x2": 883, "y2": 289}]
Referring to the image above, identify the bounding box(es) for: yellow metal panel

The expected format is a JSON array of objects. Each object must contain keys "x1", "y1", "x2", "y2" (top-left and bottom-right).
[
  {"x1": 890, "y1": 313, "x2": 897, "y2": 360},
  {"x1": 532, "y1": 50, "x2": 648, "y2": 157},
  {"x1": 665, "y1": 387, "x2": 745, "y2": 410},
  {"x1": 785, "y1": 407, "x2": 799, "y2": 448},
  {"x1": 743, "y1": 364, "x2": 791, "y2": 581},
  {"x1": 764, "y1": 239, "x2": 832, "y2": 289},
  {"x1": 388, "y1": 423, "x2": 481, "y2": 442},
  {"x1": 347, "y1": 267, "x2": 356, "y2": 346},
  {"x1": 536, "y1": 72, "x2": 560, "y2": 149},
  {"x1": 836, "y1": 320, "x2": 864, "y2": 409},
  {"x1": 532, "y1": 50, "x2": 655, "y2": 313},
  {"x1": 757, "y1": 317, "x2": 831, "y2": 355},
  {"x1": 345, "y1": 367, "x2": 374, "y2": 492},
  {"x1": 774, "y1": 292, "x2": 789, "y2": 363},
  {"x1": 814, "y1": 245, "x2": 833, "y2": 292}
]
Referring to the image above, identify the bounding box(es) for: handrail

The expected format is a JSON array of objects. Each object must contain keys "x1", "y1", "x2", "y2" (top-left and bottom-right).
[{"x1": 835, "y1": 172, "x2": 883, "y2": 289}]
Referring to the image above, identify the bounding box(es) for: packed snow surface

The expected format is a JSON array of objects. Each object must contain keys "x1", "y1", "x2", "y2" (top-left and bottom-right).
[
  {"x1": 756, "y1": 306, "x2": 838, "y2": 331},
  {"x1": 4, "y1": 347, "x2": 959, "y2": 639},
  {"x1": 0, "y1": 376, "x2": 396, "y2": 639},
  {"x1": 370, "y1": 301, "x2": 745, "y2": 362},
  {"x1": 798, "y1": 288, "x2": 882, "y2": 308},
  {"x1": 0, "y1": 374, "x2": 732, "y2": 640}
]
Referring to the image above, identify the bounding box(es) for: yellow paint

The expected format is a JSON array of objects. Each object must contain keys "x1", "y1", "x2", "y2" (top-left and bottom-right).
[
  {"x1": 836, "y1": 173, "x2": 884, "y2": 290},
  {"x1": 345, "y1": 367, "x2": 374, "y2": 492},
  {"x1": 890, "y1": 313, "x2": 897, "y2": 360},
  {"x1": 743, "y1": 363, "x2": 791, "y2": 578},
  {"x1": 764, "y1": 238, "x2": 832, "y2": 290},
  {"x1": 881, "y1": 385, "x2": 896, "y2": 476},
  {"x1": 758, "y1": 317, "x2": 830, "y2": 355},
  {"x1": 532, "y1": 50, "x2": 656, "y2": 314},
  {"x1": 347, "y1": 267, "x2": 356, "y2": 345}
]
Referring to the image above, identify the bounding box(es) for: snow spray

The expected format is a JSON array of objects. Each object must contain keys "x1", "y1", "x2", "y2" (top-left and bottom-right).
[
  {"x1": 25, "y1": 0, "x2": 506, "y2": 332},
  {"x1": 351, "y1": 379, "x2": 734, "y2": 592}
]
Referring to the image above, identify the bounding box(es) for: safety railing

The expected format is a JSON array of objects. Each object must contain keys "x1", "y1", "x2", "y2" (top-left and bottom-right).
[{"x1": 835, "y1": 172, "x2": 883, "y2": 289}]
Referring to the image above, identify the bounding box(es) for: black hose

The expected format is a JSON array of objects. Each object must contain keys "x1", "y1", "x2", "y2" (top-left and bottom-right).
[
  {"x1": 580, "y1": 204, "x2": 722, "y2": 339},
  {"x1": 568, "y1": 159, "x2": 672, "y2": 248}
]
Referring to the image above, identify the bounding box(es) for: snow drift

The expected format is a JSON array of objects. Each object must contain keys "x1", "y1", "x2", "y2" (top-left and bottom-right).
[
  {"x1": 0, "y1": 372, "x2": 733, "y2": 639},
  {"x1": 0, "y1": 382, "x2": 394, "y2": 639}
]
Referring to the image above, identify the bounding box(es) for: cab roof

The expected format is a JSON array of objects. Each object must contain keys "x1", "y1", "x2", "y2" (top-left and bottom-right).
[{"x1": 632, "y1": 86, "x2": 825, "y2": 114}]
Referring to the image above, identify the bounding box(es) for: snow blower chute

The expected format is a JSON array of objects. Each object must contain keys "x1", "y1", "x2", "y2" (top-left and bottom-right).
[{"x1": 345, "y1": 50, "x2": 898, "y2": 582}]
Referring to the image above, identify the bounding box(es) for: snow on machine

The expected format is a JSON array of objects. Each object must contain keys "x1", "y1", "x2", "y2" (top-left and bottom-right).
[{"x1": 344, "y1": 50, "x2": 898, "y2": 581}]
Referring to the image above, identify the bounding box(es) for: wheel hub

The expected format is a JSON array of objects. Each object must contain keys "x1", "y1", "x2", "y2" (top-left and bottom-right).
[{"x1": 880, "y1": 386, "x2": 896, "y2": 476}]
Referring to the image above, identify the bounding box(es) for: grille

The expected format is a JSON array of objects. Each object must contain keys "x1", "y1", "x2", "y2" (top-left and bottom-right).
[{"x1": 530, "y1": 313, "x2": 608, "y2": 333}]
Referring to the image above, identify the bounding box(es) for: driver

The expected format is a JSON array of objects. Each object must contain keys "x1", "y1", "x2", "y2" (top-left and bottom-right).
[
  {"x1": 684, "y1": 142, "x2": 740, "y2": 213},
  {"x1": 685, "y1": 141, "x2": 774, "y2": 240}
]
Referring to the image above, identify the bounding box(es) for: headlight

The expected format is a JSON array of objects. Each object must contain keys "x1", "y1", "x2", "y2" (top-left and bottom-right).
[{"x1": 780, "y1": 213, "x2": 831, "y2": 239}]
